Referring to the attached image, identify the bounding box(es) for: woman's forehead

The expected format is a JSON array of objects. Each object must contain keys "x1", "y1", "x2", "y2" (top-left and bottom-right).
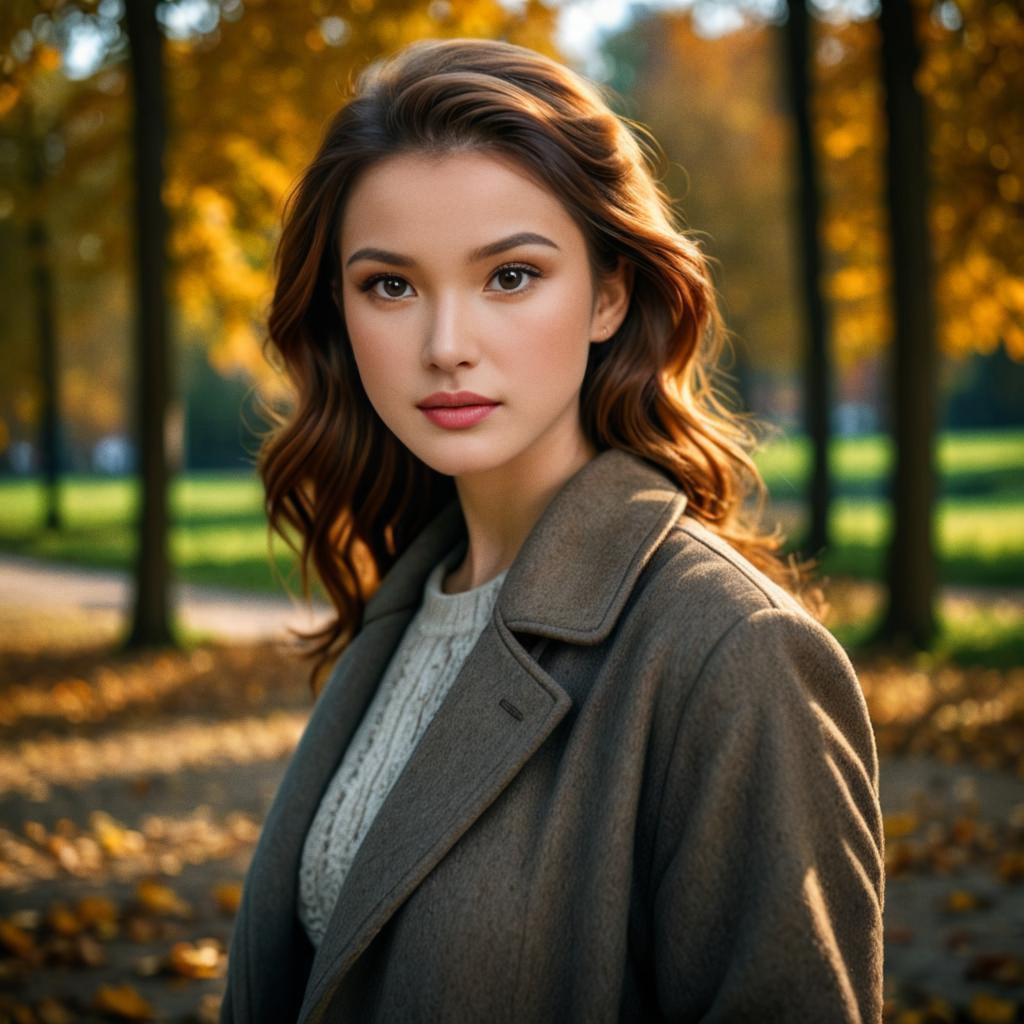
[{"x1": 339, "y1": 150, "x2": 580, "y2": 254}]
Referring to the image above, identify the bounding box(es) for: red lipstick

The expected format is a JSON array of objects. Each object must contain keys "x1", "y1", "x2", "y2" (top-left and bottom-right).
[{"x1": 417, "y1": 391, "x2": 500, "y2": 430}]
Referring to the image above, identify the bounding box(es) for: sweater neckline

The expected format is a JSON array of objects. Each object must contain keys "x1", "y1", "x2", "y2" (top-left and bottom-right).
[{"x1": 416, "y1": 547, "x2": 509, "y2": 637}]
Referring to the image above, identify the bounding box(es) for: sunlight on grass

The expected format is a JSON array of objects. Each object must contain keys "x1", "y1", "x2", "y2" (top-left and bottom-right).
[
  {"x1": 175, "y1": 475, "x2": 264, "y2": 516},
  {"x1": 0, "y1": 474, "x2": 267, "y2": 532},
  {"x1": 0, "y1": 432, "x2": 1020, "y2": 595},
  {"x1": 755, "y1": 429, "x2": 1024, "y2": 494},
  {"x1": 933, "y1": 597, "x2": 1024, "y2": 668},
  {"x1": 823, "y1": 577, "x2": 1024, "y2": 670},
  {"x1": 829, "y1": 499, "x2": 1024, "y2": 558},
  {"x1": 172, "y1": 526, "x2": 277, "y2": 566},
  {"x1": 755, "y1": 433, "x2": 893, "y2": 485}
]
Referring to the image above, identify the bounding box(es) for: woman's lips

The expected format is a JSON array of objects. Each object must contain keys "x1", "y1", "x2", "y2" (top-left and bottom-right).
[{"x1": 419, "y1": 404, "x2": 499, "y2": 429}]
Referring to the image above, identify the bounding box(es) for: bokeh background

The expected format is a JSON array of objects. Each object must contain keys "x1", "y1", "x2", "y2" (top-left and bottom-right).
[{"x1": 0, "y1": 1, "x2": 1021, "y2": 1021}]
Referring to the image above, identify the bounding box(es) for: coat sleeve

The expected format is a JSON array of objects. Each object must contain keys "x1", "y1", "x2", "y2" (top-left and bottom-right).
[
  {"x1": 650, "y1": 606, "x2": 885, "y2": 1023},
  {"x1": 218, "y1": 978, "x2": 233, "y2": 1023}
]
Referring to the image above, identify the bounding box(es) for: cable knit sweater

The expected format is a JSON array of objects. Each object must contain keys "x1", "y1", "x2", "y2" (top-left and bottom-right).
[{"x1": 297, "y1": 546, "x2": 509, "y2": 949}]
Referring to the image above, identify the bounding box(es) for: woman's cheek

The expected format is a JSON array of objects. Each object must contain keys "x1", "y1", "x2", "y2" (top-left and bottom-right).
[
  {"x1": 349, "y1": 345, "x2": 403, "y2": 427},
  {"x1": 348, "y1": 312, "x2": 402, "y2": 379}
]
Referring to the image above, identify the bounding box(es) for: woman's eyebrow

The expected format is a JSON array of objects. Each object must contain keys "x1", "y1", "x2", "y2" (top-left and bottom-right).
[
  {"x1": 470, "y1": 232, "x2": 560, "y2": 262},
  {"x1": 344, "y1": 231, "x2": 561, "y2": 269}
]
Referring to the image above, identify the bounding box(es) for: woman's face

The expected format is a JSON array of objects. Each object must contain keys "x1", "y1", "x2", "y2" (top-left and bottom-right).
[{"x1": 337, "y1": 150, "x2": 629, "y2": 482}]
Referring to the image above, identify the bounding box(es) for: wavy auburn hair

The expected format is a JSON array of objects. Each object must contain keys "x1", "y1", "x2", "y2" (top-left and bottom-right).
[{"x1": 258, "y1": 36, "x2": 825, "y2": 694}]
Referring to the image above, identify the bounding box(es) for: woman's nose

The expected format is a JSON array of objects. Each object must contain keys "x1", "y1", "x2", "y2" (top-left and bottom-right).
[{"x1": 421, "y1": 294, "x2": 479, "y2": 372}]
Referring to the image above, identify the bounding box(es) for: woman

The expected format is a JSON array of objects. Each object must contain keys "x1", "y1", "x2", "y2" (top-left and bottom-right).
[{"x1": 221, "y1": 37, "x2": 884, "y2": 1024}]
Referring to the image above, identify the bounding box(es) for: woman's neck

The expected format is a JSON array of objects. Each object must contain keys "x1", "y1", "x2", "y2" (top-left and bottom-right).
[{"x1": 444, "y1": 432, "x2": 597, "y2": 594}]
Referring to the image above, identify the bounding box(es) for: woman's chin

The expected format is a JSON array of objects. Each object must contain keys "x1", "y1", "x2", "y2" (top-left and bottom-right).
[{"x1": 405, "y1": 442, "x2": 515, "y2": 481}]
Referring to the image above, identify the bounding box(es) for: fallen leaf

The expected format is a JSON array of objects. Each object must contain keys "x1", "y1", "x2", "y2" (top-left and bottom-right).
[
  {"x1": 46, "y1": 902, "x2": 81, "y2": 937},
  {"x1": 884, "y1": 812, "x2": 920, "y2": 839},
  {"x1": 36, "y1": 996, "x2": 76, "y2": 1024},
  {"x1": 75, "y1": 895, "x2": 119, "y2": 931},
  {"x1": 8, "y1": 909, "x2": 41, "y2": 931},
  {"x1": 134, "y1": 879, "x2": 191, "y2": 918},
  {"x1": 8, "y1": 1002, "x2": 38, "y2": 1024},
  {"x1": 133, "y1": 953, "x2": 164, "y2": 978},
  {"x1": 213, "y1": 881, "x2": 242, "y2": 915},
  {"x1": 0, "y1": 919, "x2": 39, "y2": 962},
  {"x1": 124, "y1": 915, "x2": 159, "y2": 944},
  {"x1": 944, "y1": 889, "x2": 985, "y2": 913},
  {"x1": 921, "y1": 995, "x2": 956, "y2": 1022},
  {"x1": 0, "y1": 959, "x2": 30, "y2": 987},
  {"x1": 968, "y1": 990, "x2": 1017, "y2": 1023},
  {"x1": 195, "y1": 992, "x2": 223, "y2": 1024},
  {"x1": 73, "y1": 932, "x2": 107, "y2": 968},
  {"x1": 950, "y1": 816, "x2": 978, "y2": 845},
  {"x1": 966, "y1": 952, "x2": 1024, "y2": 986},
  {"x1": 884, "y1": 923, "x2": 915, "y2": 944},
  {"x1": 167, "y1": 938, "x2": 225, "y2": 979},
  {"x1": 944, "y1": 926, "x2": 975, "y2": 951},
  {"x1": 996, "y1": 851, "x2": 1024, "y2": 882},
  {"x1": 91, "y1": 982, "x2": 156, "y2": 1021}
]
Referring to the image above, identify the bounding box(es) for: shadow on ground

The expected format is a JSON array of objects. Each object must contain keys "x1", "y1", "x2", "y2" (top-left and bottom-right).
[{"x1": 0, "y1": 586, "x2": 1022, "y2": 1022}]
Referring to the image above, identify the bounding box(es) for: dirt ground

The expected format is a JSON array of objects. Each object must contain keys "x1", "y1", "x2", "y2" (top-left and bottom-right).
[{"x1": 0, "y1": 589, "x2": 1022, "y2": 1023}]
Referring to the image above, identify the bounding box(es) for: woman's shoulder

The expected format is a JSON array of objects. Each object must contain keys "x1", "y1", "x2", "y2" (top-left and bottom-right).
[
  {"x1": 635, "y1": 511, "x2": 869, "y2": 745},
  {"x1": 633, "y1": 511, "x2": 879, "y2": 809},
  {"x1": 661, "y1": 512, "x2": 810, "y2": 617},
  {"x1": 636, "y1": 511, "x2": 827, "y2": 652}
]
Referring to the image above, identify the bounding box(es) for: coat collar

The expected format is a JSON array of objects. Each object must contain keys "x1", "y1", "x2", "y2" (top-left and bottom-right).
[{"x1": 363, "y1": 446, "x2": 688, "y2": 643}]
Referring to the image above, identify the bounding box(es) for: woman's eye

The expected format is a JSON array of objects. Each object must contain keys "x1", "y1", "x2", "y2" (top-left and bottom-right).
[
  {"x1": 361, "y1": 264, "x2": 539, "y2": 301},
  {"x1": 363, "y1": 275, "x2": 413, "y2": 300},
  {"x1": 487, "y1": 264, "x2": 540, "y2": 293}
]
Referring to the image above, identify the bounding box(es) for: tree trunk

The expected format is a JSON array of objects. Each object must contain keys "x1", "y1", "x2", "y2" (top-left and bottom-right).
[
  {"x1": 28, "y1": 131, "x2": 61, "y2": 531},
  {"x1": 124, "y1": 0, "x2": 174, "y2": 648},
  {"x1": 872, "y1": 0, "x2": 940, "y2": 650},
  {"x1": 782, "y1": 0, "x2": 833, "y2": 560}
]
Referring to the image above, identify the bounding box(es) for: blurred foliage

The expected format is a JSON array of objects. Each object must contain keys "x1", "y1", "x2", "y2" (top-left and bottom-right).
[
  {"x1": 602, "y1": 0, "x2": 1023, "y2": 376},
  {"x1": 0, "y1": 0, "x2": 1021, "y2": 451},
  {"x1": 809, "y1": 0, "x2": 1023, "y2": 363},
  {"x1": 604, "y1": 9, "x2": 802, "y2": 372},
  {"x1": 917, "y1": 0, "x2": 1024, "y2": 360}
]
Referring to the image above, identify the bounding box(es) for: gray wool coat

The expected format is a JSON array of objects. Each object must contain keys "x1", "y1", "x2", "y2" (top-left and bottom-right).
[{"x1": 220, "y1": 447, "x2": 885, "y2": 1023}]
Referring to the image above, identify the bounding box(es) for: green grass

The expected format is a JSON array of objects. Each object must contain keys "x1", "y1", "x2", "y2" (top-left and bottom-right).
[
  {"x1": 828, "y1": 595, "x2": 1024, "y2": 670},
  {"x1": 785, "y1": 498, "x2": 1024, "y2": 587},
  {"x1": 1, "y1": 430, "x2": 1021, "y2": 667},
  {"x1": 751, "y1": 428, "x2": 1024, "y2": 667},
  {"x1": 0, "y1": 472, "x2": 311, "y2": 597},
  {"x1": 0, "y1": 429, "x2": 1021, "y2": 595},
  {"x1": 755, "y1": 429, "x2": 1024, "y2": 500},
  {"x1": 754, "y1": 429, "x2": 1024, "y2": 586},
  {"x1": 930, "y1": 601, "x2": 1024, "y2": 669}
]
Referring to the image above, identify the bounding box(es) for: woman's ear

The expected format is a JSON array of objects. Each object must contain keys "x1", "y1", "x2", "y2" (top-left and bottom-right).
[{"x1": 589, "y1": 256, "x2": 632, "y2": 343}]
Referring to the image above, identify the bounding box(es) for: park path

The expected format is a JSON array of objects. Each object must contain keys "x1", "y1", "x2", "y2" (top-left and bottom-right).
[{"x1": 0, "y1": 553, "x2": 332, "y2": 643}]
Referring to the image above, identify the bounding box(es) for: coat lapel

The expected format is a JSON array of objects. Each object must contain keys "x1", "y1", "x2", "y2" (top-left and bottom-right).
[
  {"x1": 228, "y1": 500, "x2": 467, "y2": 1022},
  {"x1": 228, "y1": 611, "x2": 415, "y2": 1022},
  {"x1": 239, "y1": 448, "x2": 687, "y2": 1023},
  {"x1": 296, "y1": 612, "x2": 573, "y2": 1022}
]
